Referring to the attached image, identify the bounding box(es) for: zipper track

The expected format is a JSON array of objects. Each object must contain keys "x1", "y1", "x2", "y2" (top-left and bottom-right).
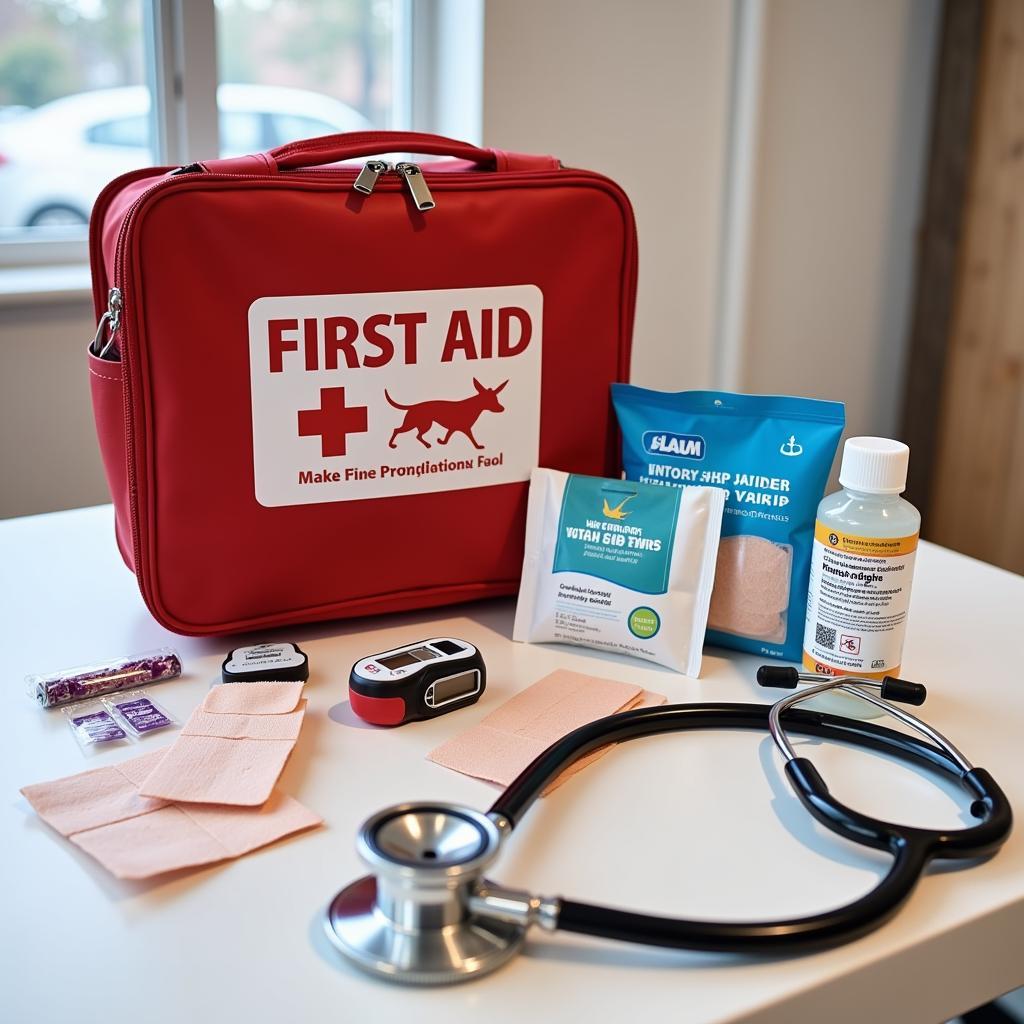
[{"x1": 110, "y1": 165, "x2": 636, "y2": 632}]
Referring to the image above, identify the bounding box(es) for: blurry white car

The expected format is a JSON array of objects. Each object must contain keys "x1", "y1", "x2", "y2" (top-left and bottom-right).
[{"x1": 0, "y1": 84, "x2": 371, "y2": 228}]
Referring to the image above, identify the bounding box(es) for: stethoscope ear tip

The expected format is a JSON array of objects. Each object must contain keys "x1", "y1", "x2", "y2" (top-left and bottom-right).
[
  {"x1": 880, "y1": 676, "x2": 928, "y2": 706},
  {"x1": 756, "y1": 666, "x2": 927, "y2": 708},
  {"x1": 757, "y1": 665, "x2": 799, "y2": 689}
]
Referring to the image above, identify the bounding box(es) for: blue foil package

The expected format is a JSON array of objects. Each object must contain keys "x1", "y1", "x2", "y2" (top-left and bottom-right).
[{"x1": 611, "y1": 386, "x2": 845, "y2": 661}]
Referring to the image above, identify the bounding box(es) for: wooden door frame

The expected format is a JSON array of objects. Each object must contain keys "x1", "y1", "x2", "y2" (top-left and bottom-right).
[{"x1": 899, "y1": 0, "x2": 986, "y2": 518}]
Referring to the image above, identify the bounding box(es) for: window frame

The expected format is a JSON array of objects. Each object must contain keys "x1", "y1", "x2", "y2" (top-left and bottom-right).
[{"x1": 0, "y1": 0, "x2": 482, "y2": 284}]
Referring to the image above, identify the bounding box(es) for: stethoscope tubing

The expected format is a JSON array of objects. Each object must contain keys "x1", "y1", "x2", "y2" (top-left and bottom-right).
[
  {"x1": 488, "y1": 702, "x2": 1011, "y2": 953},
  {"x1": 491, "y1": 703, "x2": 965, "y2": 825}
]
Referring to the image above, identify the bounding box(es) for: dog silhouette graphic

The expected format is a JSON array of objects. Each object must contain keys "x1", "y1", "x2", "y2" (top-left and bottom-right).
[{"x1": 385, "y1": 378, "x2": 508, "y2": 451}]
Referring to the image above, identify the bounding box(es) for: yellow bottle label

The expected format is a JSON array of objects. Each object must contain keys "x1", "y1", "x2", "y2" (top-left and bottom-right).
[
  {"x1": 802, "y1": 522, "x2": 919, "y2": 678},
  {"x1": 812, "y1": 522, "x2": 918, "y2": 556}
]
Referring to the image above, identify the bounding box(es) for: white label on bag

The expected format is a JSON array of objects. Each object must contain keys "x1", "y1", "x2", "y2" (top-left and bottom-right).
[{"x1": 248, "y1": 285, "x2": 543, "y2": 506}]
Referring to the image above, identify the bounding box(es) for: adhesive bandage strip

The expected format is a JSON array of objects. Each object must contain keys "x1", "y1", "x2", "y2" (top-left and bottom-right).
[
  {"x1": 427, "y1": 669, "x2": 666, "y2": 791},
  {"x1": 20, "y1": 750, "x2": 321, "y2": 880},
  {"x1": 138, "y1": 681, "x2": 306, "y2": 806}
]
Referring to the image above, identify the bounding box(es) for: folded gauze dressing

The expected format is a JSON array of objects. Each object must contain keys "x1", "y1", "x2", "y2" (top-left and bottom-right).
[{"x1": 513, "y1": 468, "x2": 724, "y2": 676}]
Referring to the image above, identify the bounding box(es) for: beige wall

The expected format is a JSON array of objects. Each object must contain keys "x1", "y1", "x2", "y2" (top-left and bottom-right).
[
  {"x1": 484, "y1": 0, "x2": 940, "y2": 444},
  {"x1": 0, "y1": 299, "x2": 109, "y2": 518},
  {"x1": 483, "y1": 0, "x2": 734, "y2": 389},
  {"x1": 741, "y1": 0, "x2": 940, "y2": 440}
]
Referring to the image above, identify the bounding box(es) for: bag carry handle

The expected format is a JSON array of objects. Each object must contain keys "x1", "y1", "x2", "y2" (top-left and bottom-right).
[
  {"x1": 198, "y1": 131, "x2": 559, "y2": 175},
  {"x1": 274, "y1": 131, "x2": 496, "y2": 169}
]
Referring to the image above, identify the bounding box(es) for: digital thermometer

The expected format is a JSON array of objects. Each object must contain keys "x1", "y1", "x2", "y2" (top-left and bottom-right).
[{"x1": 349, "y1": 638, "x2": 485, "y2": 726}]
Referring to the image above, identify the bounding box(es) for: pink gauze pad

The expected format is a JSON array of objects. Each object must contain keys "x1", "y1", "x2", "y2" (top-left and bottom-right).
[
  {"x1": 708, "y1": 534, "x2": 792, "y2": 642},
  {"x1": 427, "y1": 669, "x2": 665, "y2": 791},
  {"x1": 541, "y1": 688, "x2": 666, "y2": 794},
  {"x1": 20, "y1": 752, "x2": 321, "y2": 880},
  {"x1": 202, "y1": 680, "x2": 304, "y2": 715},
  {"x1": 21, "y1": 750, "x2": 169, "y2": 837},
  {"x1": 138, "y1": 682, "x2": 307, "y2": 807},
  {"x1": 69, "y1": 791, "x2": 321, "y2": 880}
]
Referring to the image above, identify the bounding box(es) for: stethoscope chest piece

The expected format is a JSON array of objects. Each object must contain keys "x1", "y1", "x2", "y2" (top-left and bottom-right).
[{"x1": 324, "y1": 802, "x2": 527, "y2": 984}]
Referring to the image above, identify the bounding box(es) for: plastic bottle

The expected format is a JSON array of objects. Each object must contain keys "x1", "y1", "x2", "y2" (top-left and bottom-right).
[{"x1": 803, "y1": 437, "x2": 920, "y2": 717}]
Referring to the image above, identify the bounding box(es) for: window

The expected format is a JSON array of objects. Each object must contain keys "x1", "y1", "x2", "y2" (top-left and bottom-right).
[
  {"x1": 220, "y1": 109, "x2": 264, "y2": 154},
  {"x1": 87, "y1": 115, "x2": 150, "y2": 149},
  {"x1": 215, "y1": 0, "x2": 397, "y2": 153},
  {"x1": 267, "y1": 113, "x2": 353, "y2": 148},
  {"x1": 0, "y1": 0, "x2": 151, "y2": 240},
  {"x1": 0, "y1": 0, "x2": 482, "y2": 282}
]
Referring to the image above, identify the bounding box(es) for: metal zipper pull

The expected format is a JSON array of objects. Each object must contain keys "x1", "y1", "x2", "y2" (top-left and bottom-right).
[
  {"x1": 396, "y1": 162, "x2": 435, "y2": 211},
  {"x1": 90, "y1": 287, "x2": 123, "y2": 359},
  {"x1": 353, "y1": 160, "x2": 390, "y2": 195}
]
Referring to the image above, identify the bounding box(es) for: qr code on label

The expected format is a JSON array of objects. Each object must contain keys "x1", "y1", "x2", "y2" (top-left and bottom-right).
[{"x1": 815, "y1": 623, "x2": 837, "y2": 649}]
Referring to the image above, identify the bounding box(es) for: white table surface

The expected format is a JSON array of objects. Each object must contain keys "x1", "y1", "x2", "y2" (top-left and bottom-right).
[{"x1": 2, "y1": 505, "x2": 1022, "y2": 1024}]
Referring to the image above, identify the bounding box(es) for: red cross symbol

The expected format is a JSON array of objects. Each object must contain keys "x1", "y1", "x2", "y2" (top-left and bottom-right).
[{"x1": 297, "y1": 387, "x2": 368, "y2": 457}]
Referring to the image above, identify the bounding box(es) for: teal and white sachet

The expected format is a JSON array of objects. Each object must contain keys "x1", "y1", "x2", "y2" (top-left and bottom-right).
[{"x1": 513, "y1": 468, "x2": 724, "y2": 676}]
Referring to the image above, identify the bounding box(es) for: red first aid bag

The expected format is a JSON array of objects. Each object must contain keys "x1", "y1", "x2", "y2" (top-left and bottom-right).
[{"x1": 87, "y1": 131, "x2": 636, "y2": 635}]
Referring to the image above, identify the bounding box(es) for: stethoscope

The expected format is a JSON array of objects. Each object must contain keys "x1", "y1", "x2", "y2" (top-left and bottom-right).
[{"x1": 323, "y1": 669, "x2": 1012, "y2": 985}]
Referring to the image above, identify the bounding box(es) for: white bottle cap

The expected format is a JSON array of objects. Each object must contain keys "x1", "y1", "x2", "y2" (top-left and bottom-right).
[{"x1": 839, "y1": 437, "x2": 910, "y2": 494}]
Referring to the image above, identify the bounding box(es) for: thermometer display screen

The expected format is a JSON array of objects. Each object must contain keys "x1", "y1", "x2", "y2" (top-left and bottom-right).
[
  {"x1": 432, "y1": 670, "x2": 478, "y2": 704},
  {"x1": 377, "y1": 652, "x2": 420, "y2": 670},
  {"x1": 377, "y1": 647, "x2": 439, "y2": 671}
]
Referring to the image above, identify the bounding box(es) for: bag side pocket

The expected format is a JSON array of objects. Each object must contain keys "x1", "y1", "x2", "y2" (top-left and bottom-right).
[{"x1": 87, "y1": 346, "x2": 134, "y2": 570}]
